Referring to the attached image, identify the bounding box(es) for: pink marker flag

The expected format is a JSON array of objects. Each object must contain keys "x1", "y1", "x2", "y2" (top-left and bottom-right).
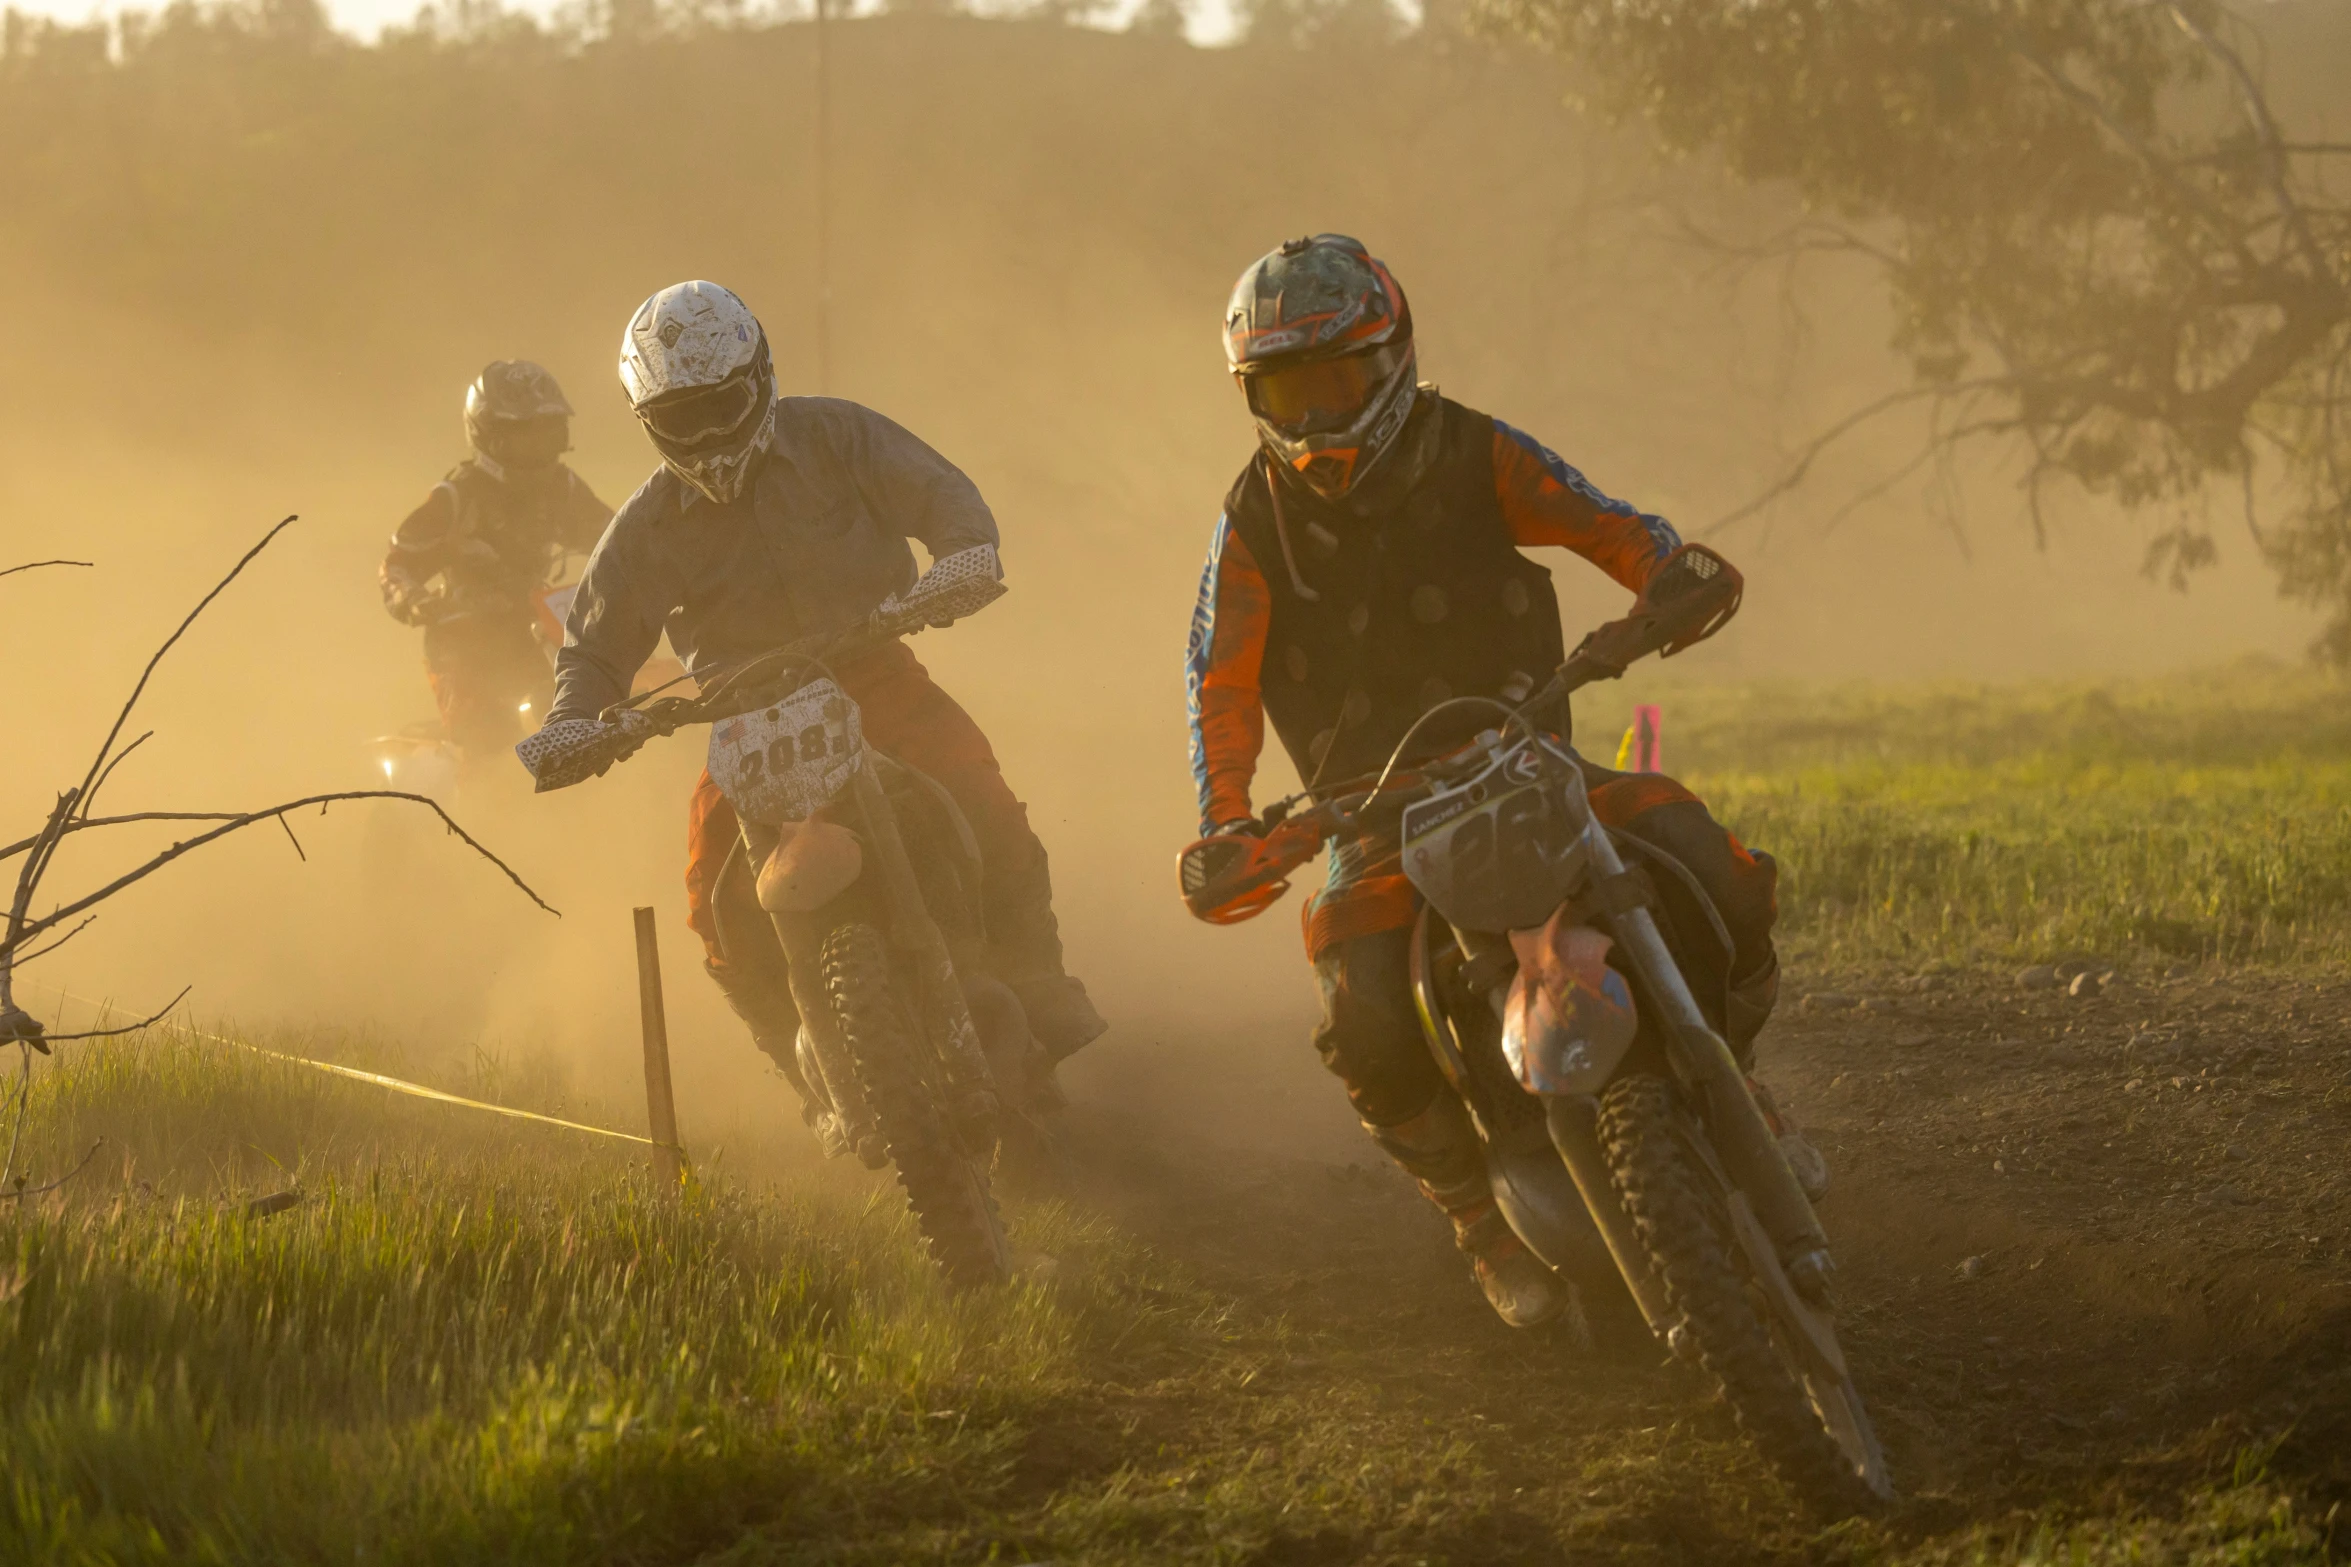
[{"x1": 1633, "y1": 704, "x2": 1662, "y2": 773}]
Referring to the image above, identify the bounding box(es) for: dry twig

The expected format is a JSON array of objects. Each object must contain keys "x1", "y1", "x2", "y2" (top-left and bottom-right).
[{"x1": 0, "y1": 519, "x2": 556, "y2": 1056}]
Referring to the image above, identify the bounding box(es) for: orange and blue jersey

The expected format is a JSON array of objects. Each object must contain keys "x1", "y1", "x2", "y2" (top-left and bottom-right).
[{"x1": 1185, "y1": 414, "x2": 1681, "y2": 836}]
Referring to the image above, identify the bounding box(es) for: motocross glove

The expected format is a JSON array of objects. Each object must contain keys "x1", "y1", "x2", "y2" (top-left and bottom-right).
[
  {"x1": 1565, "y1": 543, "x2": 1744, "y2": 681},
  {"x1": 513, "y1": 711, "x2": 654, "y2": 793},
  {"x1": 380, "y1": 568, "x2": 427, "y2": 626}
]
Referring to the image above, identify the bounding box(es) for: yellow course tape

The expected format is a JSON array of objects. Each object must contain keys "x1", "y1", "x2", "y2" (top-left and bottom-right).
[{"x1": 45, "y1": 988, "x2": 655, "y2": 1148}]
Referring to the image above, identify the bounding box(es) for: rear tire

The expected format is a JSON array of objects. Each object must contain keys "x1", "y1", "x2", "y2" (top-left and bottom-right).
[
  {"x1": 821, "y1": 922, "x2": 1011, "y2": 1287},
  {"x1": 1599, "y1": 1074, "x2": 1881, "y2": 1513}
]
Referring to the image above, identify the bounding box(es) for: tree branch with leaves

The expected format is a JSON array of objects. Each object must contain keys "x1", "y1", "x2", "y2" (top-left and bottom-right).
[{"x1": 1479, "y1": 0, "x2": 2351, "y2": 648}]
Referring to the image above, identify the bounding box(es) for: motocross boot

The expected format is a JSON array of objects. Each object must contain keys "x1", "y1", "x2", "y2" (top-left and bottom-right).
[
  {"x1": 1748, "y1": 1076, "x2": 1830, "y2": 1204},
  {"x1": 1726, "y1": 956, "x2": 1830, "y2": 1202},
  {"x1": 984, "y1": 864, "x2": 1107, "y2": 1062},
  {"x1": 1725, "y1": 954, "x2": 1781, "y2": 1066},
  {"x1": 1365, "y1": 1093, "x2": 1567, "y2": 1329}
]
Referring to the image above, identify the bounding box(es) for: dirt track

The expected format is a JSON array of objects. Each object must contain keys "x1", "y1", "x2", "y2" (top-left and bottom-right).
[{"x1": 1064, "y1": 969, "x2": 2351, "y2": 1558}]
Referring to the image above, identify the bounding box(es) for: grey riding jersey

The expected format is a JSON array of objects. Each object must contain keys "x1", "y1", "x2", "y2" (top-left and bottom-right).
[{"x1": 548, "y1": 396, "x2": 1001, "y2": 724}]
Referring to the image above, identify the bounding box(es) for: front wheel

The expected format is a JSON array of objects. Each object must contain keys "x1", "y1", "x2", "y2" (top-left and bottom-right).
[
  {"x1": 1599, "y1": 1074, "x2": 1891, "y2": 1511},
  {"x1": 821, "y1": 922, "x2": 1011, "y2": 1287}
]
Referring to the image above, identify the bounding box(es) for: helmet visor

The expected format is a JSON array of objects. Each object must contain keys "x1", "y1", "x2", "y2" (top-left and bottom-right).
[
  {"x1": 1243, "y1": 343, "x2": 1408, "y2": 436},
  {"x1": 641, "y1": 373, "x2": 766, "y2": 449}
]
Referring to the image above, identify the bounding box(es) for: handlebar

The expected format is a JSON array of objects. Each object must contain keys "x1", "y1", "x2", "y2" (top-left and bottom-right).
[
  {"x1": 601, "y1": 620, "x2": 870, "y2": 739},
  {"x1": 603, "y1": 542, "x2": 1014, "y2": 739},
  {"x1": 1177, "y1": 542, "x2": 1742, "y2": 922},
  {"x1": 517, "y1": 545, "x2": 1008, "y2": 793}
]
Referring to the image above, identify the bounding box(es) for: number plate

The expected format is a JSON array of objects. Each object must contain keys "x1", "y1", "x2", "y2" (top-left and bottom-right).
[
  {"x1": 708, "y1": 679, "x2": 864, "y2": 824},
  {"x1": 1400, "y1": 736, "x2": 1593, "y2": 932}
]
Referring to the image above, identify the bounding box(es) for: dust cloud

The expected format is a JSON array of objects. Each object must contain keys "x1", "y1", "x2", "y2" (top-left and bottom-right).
[{"x1": 0, "y1": 18, "x2": 2317, "y2": 1154}]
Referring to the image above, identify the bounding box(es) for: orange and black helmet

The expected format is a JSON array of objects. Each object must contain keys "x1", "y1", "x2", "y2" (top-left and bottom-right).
[{"x1": 1225, "y1": 234, "x2": 1417, "y2": 500}]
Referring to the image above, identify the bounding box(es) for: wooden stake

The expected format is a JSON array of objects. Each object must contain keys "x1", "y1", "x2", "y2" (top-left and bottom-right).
[{"x1": 632, "y1": 906, "x2": 684, "y2": 1190}]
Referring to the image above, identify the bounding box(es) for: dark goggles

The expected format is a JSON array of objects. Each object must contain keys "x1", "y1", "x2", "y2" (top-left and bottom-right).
[
  {"x1": 1242, "y1": 342, "x2": 1408, "y2": 436},
  {"x1": 641, "y1": 371, "x2": 766, "y2": 449},
  {"x1": 479, "y1": 414, "x2": 570, "y2": 468}
]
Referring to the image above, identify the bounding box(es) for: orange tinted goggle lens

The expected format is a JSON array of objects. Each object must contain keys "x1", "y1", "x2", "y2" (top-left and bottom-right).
[{"x1": 1246, "y1": 347, "x2": 1396, "y2": 432}]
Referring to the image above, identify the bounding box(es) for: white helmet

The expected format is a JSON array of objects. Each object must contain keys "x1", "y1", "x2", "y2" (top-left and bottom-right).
[{"x1": 619, "y1": 280, "x2": 777, "y2": 505}]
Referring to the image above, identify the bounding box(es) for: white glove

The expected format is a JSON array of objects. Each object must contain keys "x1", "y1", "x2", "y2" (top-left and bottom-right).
[
  {"x1": 513, "y1": 711, "x2": 654, "y2": 793},
  {"x1": 875, "y1": 545, "x2": 1006, "y2": 630}
]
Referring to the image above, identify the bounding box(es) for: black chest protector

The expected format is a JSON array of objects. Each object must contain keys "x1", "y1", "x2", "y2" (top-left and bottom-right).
[
  {"x1": 441, "y1": 463, "x2": 572, "y2": 599},
  {"x1": 1223, "y1": 397, "x2": 1565, "y2": 788}
]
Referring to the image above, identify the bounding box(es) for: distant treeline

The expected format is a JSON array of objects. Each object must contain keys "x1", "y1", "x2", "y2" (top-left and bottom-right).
[
  {"x1": 0, "y1": 0, "x2": 1764, "y2": 502},
  {"x1": 0, "y1": 0, "x2": 1426, "y2": 68}
]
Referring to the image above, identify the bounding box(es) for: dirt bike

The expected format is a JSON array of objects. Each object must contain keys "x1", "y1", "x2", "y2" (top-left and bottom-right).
[
  {"x1": 1176, "y1": 545, "x2": 1892, "y2": 1510},
  {"x1": 516, "y1": 546, "x2": 1033, "y2": 1287}
]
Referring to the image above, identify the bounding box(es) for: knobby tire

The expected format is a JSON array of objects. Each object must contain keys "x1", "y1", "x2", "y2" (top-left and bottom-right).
[
  {"x1": 1599, "y1": 1073, "x2": 1878, "y2": 1513},
  {"x1": 821, "y1": 922, "x2": 1011, "y2": 1288}
]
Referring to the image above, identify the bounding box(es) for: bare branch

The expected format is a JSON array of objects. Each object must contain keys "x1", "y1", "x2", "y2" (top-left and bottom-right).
[
  {"x1": 4, "y1": 795, "x2": 79, "y2": 1008},
  {"x1": 69, "y1": 515, "x2": 297, "y2": 843},
  {"x1": 7, "y1": 520, "x2": 297, "y2": 985},
  {"x1": 1700, "y1": 378, "x2": 2015, "y2": 537},
  {"x1": 1664, "y1": 207, "x2": 1906, "y2": 275},
  {"x1": 34, "y1": 988, "x2": 191, "y2": 1044},
  {"x1": 1814, "y1": 414, "x2": 2017, "y2": 539},
  {"x1": 2181, "y1": 144, "x2": 2351, "y2": 165},
  {"x1": 0, "y1": 560, "x2": 93, "y2": 581},
  {"x1": 2164, "y1": 4, "x2": 2338, "y2": 290},
  {"x1": 2001, "y1": 32, "x2": 2258, "y2": 271},
  {"x1": 78, "y1": 732, "x2": 154, "y2": 825},
  {"x1": 5, "y1": 1139, "x2": 105, "y2": 1202},
  {"x1": 2, "y1": 792, "x2": 557, "y2": 958},
  {"x1": 2240, "y1": 453, "x2": 2266, "y2": 549},
  {"x1": 9, "y1": 916, "x2": 97, "y2": 969},
  {"x1": 2, "y1": 812, "x2": 255, "y2": 865}
]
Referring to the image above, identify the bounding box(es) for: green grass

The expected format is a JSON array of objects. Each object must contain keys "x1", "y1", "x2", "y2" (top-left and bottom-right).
[
  {"x1": 0, "y1": 1029, "x2": 1088, "y2": 1563},
  {"x1": 0, "y1": 1027, "x2": 1660, "y2": 1565},
  {"x1": 1577, "y1": 658, "x2": 2351, "y2": 970},
  {"x1": 1900, "y1": 1450, "x2": 2333, "y2": 1565},
  {"x1": 3, "y1": 1024, "x2": 2333, "y2": 1564}
]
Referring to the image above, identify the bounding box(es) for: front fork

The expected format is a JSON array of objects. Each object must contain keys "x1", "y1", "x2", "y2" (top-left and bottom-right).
[
  {"x1": 1417, "y1": 829, "x2": 1833, "y2": 1334},
  {"x1": 736, "y1": 819, "x2": 881, "y2": 1154},
  {"x1": 745, "y1": 762, "x2": 1002, "y2": 1156},
  {"x1": 1412, "y1": 911, "x2": 1667, "y2": 1324},
  {"x1": 845, "y1": 759, "x2": 1001, "y2": 1149},
  {"x1": 1582, "y1": 823, "x2": 1834, "y2": 1298}
]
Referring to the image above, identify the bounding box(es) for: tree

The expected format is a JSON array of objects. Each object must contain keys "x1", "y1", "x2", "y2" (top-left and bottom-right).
[
  {"x1": 1477, "y1": 0, "x2": 2351, "y2": 653},
  {"x1": 1239, "y1": 0, "x2": 1404, "y2": 50},
  {"x1": 1126, "y1": 0, "x2": 1190, "y2": 39}
]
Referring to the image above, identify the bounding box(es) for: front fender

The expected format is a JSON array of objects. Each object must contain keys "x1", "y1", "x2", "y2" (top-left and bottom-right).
[
  {"x1": 756, "y1": 819, "x2": 865, "y2": 913},
  {"x1": 1500, "y1": 907, "x2": 1638, "y2": 1096}
]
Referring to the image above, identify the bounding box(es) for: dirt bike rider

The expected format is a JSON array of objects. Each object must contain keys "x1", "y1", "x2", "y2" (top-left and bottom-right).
[
  {"x1": 380, "y1": 361, "x2": 613, "y2": 770},
  {"x1": 1188, "y1": 235, "x2": 1819, "y2": 1329},
  {"x1": 531, "y1": 280, "x2": 1107, "y2": 1124}
]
